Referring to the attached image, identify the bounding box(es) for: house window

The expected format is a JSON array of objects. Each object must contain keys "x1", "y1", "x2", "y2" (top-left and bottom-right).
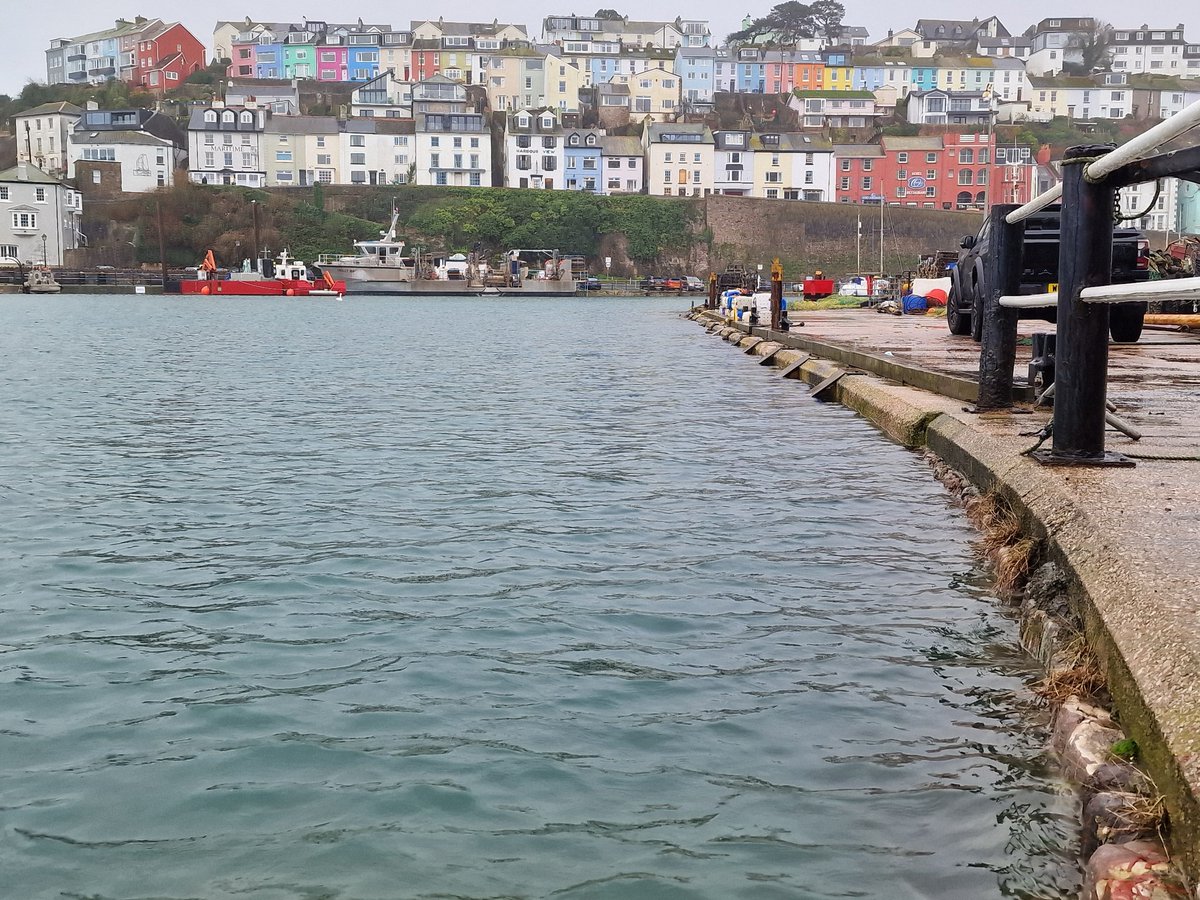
[
  {"x1": 351, "y1": 153, "x2": 366, "y2": 165},
  {"x1": 862, "y1": 160, "x2": 872, "y2": 171},
  {"x1": 0, "y1": 187, "x2": 8, "y2": 201},
  {"x1": 897, "y1": 152, "x2": 908, "y2": 163},
  {"x1": 959, "y1": 148, "x2": 974, "y2": 163},
  {"x1": 861, "y1": 177, "x2": 871, "y2": 190},
  {"x1": 927, "y1": 152, "x2": 937, "y2": 163},
  {"x1": 351, "y1": 135, "x2": 365, "y2": 147},
  {"x1": 840, "y1": 159, "x2": 852, "y2": 171},
  {"x1": 11, "y1": 212, "x2": 37, "y2": 230},
  {"x1": 0, "y1": 243, "x2": 18, "y2": 257}
]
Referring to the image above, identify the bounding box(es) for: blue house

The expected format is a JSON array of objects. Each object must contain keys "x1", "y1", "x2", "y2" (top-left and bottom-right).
[
  {"x1": 676, "y1": 46, "x2": 716, "y2": 104},
  {"x1": 347, "y1": 42, "x2": 381, "y2": 81},
  {"x1": 255, "y1": 40, "x2": 284, "y2": 79},
  {"x1": 909, "y1": 63, "x2": 938, "y2": 92},
  {"x1": 563, "y1": 129, "x2": 603, "y2": 192},
  {"x1": 735, "y1": 49, "x2": 765, "y2": 93},
  {"x1": 854, "y1": 59, "x2": 886, "y2": 91}
]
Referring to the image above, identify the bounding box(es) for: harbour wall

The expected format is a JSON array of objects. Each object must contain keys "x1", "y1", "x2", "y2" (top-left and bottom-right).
[{"x1": 690, "y1": 310, "x2": 1200, "y2": 893}]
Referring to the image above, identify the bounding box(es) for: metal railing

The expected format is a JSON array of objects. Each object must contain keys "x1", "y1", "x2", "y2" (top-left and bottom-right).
[{"x1": 977, "y1": 95, "x2": 1200, "y2": 465}]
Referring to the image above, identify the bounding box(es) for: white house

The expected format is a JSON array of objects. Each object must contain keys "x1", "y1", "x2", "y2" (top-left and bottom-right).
[
  {"x1": 412, "y1": 77, "x2": 491, "y2": 187},
  {"x1": 187, "y1": 106, "x2": 268, "y2": 187},
  {"x1": 503, "y1": 108, "x2": 565, "y2": 189},
  {"x1": 906, "y1": 89, "x2": 993, "y2": 126},
  {"x1": 713, "y1": 130, "x2": 754, "y2": 196},
  {"x1": 599, "y1": 135, "x2": 643, "y2": 194},
  {"x1": 644, "y1": 122, "x2": 714, "y2": 197},
  {"x1": 0, "y1": 164, "x2": 83, "y2": 265},
  {"x1": 1111, "y1": 25, "x2": 1188, "y2": 76},
  {"x1": 12, "y1": 102, "x2": 83, "y2": 176},
  {"x1": 70, "y1": 131, "x2": 177, "y2": 192},
  {"x1": 1026, "y1": 17, "x2": 1094, "y2": 76}
]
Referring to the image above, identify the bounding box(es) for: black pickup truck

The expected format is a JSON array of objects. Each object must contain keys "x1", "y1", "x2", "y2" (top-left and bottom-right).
[{"x1": 946, "y1": 206, "x2": 1151, "y2": 343}]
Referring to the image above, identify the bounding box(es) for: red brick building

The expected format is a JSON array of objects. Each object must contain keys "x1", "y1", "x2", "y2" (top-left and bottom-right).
[{"x1": 834, "y1": 133, "x2": 1037, "y2": 210}]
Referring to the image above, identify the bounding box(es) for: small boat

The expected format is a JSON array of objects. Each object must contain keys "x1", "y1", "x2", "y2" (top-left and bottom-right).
[
  {"x1": 317, "y1": 207, "x2": 578, "y2": 296},
  {"x1": 24, "y1": 265, "x2": 61, "y2": 294},
  {"x1": 479, "y1": 287, "x2": 502, "y2": 296},
  {"x1": 179, "y1": 249, "x2": 346, "y2": 297}
]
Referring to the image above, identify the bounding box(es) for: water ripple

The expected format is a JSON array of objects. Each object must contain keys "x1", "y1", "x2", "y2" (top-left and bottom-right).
[{"x1": 0, "y1": 295, "x2": 1078, "y2": 899}]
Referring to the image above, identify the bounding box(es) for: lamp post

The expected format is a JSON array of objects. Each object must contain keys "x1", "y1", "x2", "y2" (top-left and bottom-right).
[
  {"x1": 41, "y1": 233, "x2": 47, "y2": 266},
  {"x1": 856, "y1": 213, "x2": 862, "y2": 273}
]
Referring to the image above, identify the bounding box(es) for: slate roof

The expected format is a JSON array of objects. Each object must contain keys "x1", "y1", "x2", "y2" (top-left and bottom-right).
[
  {"x1": 14, "y1": 102, "x2": 83, "y2": 118},
  {"x1": 599, "y1": 135, "x2": 642, "y2": 156},
  {"x1": 0, "y1": 165, "x2": 67, "y2": 184},
  {"x1": 70, "y1": 129, "x2": 173, "y2": 146}
]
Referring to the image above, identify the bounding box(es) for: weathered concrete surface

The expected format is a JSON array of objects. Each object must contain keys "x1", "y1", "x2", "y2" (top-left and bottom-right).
[{"x1": 691, "y1": 307, "x2": 1200, "y2": 880}]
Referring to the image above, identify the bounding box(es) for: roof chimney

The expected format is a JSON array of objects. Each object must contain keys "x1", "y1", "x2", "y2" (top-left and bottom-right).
[{"x1": 16, "y1": 163, "x2": 29, "y2": 181}]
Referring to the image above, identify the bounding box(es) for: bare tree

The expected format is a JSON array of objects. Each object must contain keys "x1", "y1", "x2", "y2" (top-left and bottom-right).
[{"x1": 1069, "y1": 20, "x2": 1114, "y2": 73}]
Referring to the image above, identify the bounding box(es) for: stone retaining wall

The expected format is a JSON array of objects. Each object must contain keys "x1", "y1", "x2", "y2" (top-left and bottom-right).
[{"x1": 691, "y1": 309, "x2": 1194, "y2": 897}]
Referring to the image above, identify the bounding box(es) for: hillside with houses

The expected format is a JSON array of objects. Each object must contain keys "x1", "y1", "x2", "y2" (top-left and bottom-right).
[{"x1": 3, "y1": 8, "x2": 1200, "y2": 267}]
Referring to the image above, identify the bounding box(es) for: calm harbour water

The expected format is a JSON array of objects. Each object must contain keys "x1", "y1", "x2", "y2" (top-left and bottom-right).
[{"x1": 1, "y1": 294, "x2": 1079, "y2": 899}]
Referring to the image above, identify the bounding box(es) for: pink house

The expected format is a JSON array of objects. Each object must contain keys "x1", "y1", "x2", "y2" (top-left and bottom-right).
[{"x1": 316, "y1": 45, "x2": 348, "y2": 81}]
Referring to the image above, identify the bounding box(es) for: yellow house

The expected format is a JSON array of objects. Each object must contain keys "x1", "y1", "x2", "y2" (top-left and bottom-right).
[
  {"x1": 749, "y1": 132, "x2": 835, "y2": 200},
  {"x1": 933, "y1": 57, "x2": 994, "y2": 93},
  {"x1": 543, "y1": 50, "x2": 586, "y2": 112},
  {"x1": 1027, "y1": 76, "x2": 1072, "y2": 118},
  {"x1": 610, "y1": 66, "x2": 680, "y2": 122},
  {"x1": 480, "y1": 49, "x2": 552, "y2": 112},
  {"x1": 824, "y1": 65, "x2": 855, "y2": 91}
]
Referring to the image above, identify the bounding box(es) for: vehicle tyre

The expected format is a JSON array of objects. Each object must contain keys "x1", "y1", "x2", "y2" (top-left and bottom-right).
[
  {"x1": 1110, "y1": 303, "x2": 1145, "y2": 343},
  {"x1": 970, "y1": 278, "x2": 984, "y2": 343},
  {"x1": 946, "y1": 278, "x2": 971, "y2": 335}
]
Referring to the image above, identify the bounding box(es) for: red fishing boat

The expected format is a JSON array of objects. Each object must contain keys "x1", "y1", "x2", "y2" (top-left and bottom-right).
[{"x1": 179, "y1": 249, "x2": 345, "y2": 297}]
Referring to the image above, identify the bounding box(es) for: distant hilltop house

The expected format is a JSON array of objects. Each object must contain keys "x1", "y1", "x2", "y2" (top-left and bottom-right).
[{"x1": 45, "y1": 17, "x2": 205, "y2": 91}]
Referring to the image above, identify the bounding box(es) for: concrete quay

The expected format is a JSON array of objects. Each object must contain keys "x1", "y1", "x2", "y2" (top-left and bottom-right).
[{"x1": 689, "y1": 306, "x2": 1200, "y2": 889}]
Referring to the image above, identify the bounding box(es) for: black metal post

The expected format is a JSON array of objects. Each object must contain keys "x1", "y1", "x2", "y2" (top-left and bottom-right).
[
  {"x1": 251, "y1": 199, "x2": 260, "y2": 264},
  {"x1": 1045, "y1": 144, "x2": 1124, "y2": 465},
  {"x1": 156, "y1": 199, "x2": 168, "y2": 288},
  {"x1": 976, "y1": 203, "x2": 1023, "y2": 409},
  {"x1": 769, "y1": 258, "x2": 783, "y2": 331}
]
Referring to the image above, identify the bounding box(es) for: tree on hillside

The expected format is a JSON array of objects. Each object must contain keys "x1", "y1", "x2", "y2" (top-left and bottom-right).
[
  {"x1": 728, "y1": 1, "x2": 845, "y2": 47},
  {"x1": 594, "y1": 9, "x2": 625, "y2": 20},
  {"x1": 1070, "y1": 20, "x2": 1114, "y2": 73},
  {"x1": 810, "y1": 0, "x2": 846, "y2": 42}
]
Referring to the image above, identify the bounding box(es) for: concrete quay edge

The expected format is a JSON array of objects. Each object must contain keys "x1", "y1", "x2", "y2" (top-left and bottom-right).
[{"x1": 696, "y1": 310, "x2": 1200, "y2": 883}]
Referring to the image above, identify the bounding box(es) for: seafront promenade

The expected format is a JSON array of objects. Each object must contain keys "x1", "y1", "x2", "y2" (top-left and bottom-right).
[{"x1": 690, "y1": 305, "x2": 1200, "y2": 889}]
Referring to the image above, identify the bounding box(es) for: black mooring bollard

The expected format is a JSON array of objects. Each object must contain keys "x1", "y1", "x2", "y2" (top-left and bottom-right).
[
  {"x1": 1042, "y1": 144, "x2": 1130, "y2": 465},
  {"x1": 976, "y1": 204, "x2": 1023, "y2": 409},
  {"x1": 769, "y1": 258, "x2": 783, "y2": 331}
]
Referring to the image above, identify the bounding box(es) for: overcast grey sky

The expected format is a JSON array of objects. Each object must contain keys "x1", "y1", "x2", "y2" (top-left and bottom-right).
[{"x1": 4, "y1": 0, "x2": 1197, "y2": 96}]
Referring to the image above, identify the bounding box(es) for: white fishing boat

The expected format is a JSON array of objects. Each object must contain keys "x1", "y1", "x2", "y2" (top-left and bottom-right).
[
  {"x1": 24, "y1": 265, "x2": 61, "y2": 294},
  {"x1": 316, "y1": 209, "x2": 578, "y2": 296}
]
